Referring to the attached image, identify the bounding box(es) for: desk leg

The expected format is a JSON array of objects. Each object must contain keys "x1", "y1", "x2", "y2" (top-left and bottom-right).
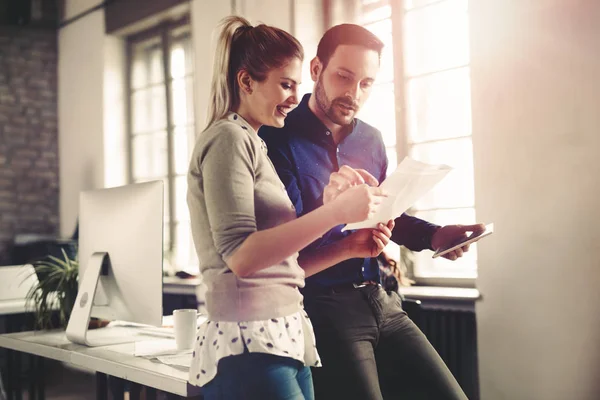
[
  {"x1": 96, "y1": 372, "x2": 107, "y2": 400},
  {"x1": 28, "y1": 355, "x2": 36, "y2": 400},
  {"x1": 108, "y1": 376, "x2": 125, "y2": 400},
  {"x1": 0, "y1": 370, "x2": 5, "y2": 400},
  {"x1": 5, "y1": 349, "x2": 13, "y2": 400},
  {"x1": 128, "y1": 382, "x2": 141, "y2": 400},
  {"x1": 36, "y1": 356, "x2": 45, "y2": 400},
  {"x1": 145, "y1": 386, "x2": 157, "y2": 400},
  {"x1": 14, "y1": 350, "x2": 22, "y2": 400}
]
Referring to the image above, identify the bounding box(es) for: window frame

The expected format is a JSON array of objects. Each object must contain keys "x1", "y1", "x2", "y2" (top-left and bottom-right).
[
  {"x1": 365, "y1": 0, "x2": 477, "y2": 286},
  {"x1": 125, "y1": 16, "x2": 192, "y2": 260}
]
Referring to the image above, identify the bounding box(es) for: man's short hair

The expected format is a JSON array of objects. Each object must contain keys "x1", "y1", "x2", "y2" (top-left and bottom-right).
[{"x1": 316, "y1": 24, "x2": 384, "y2": 68}]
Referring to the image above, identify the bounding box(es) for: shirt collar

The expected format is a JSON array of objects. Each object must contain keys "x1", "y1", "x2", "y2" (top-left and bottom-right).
[
  {"x1": 226, "y1": 112, "x2": 258, "y2": 137},
  {"x1": 226, "y1": 112, "x2": 268, "y2": 152},
  {"x1": 293, "y1": 94, "x2": 358, "y2": 143}
]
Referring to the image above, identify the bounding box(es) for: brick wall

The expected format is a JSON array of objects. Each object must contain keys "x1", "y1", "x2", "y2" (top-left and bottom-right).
[{"x1": 0, "y1": 26, "x2": 59, "y2": 265}]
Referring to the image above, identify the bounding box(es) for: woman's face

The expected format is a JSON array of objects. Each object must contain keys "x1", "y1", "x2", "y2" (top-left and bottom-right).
[{"x1": 245, "y1": 57, "x2": 303, "y2": 129}]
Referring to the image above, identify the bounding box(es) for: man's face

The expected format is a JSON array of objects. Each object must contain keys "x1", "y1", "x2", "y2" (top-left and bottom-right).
[{"x1": 313, "y1": 44, "x2": 380, "y2": 126}]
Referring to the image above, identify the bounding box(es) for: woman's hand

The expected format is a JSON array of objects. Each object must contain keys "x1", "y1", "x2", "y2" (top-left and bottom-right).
[
  {"x1": 343, "y1": 220, "x2": 395, "y2": 258},
  {"x1": 323, "y1": 165, "x2": 379, "y2": 205},
  {"x1": 328, "y1": 184, "x2": 387, "y2": 224}
]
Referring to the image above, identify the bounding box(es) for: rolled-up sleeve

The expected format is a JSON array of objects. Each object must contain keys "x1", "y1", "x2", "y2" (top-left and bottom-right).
[{"x1": 201, "y1": 128, "x2": 257, "y2": 260}]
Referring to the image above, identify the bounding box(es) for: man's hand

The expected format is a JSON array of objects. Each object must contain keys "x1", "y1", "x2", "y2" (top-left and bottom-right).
[
  {"x1": 431, "y1": 224, "x2": 486, "y2": 261},
  {"x1": 323, "y1": 165, "x2": 379, "y2": 204},
  {"x1": 343, "y1": 220, "x2": 395, "y2": 258}
]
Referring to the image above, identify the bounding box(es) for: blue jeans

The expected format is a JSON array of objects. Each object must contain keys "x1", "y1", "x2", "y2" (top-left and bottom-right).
[{"x1": 202, "y1": 351, "x2": 314, "y2": 400}]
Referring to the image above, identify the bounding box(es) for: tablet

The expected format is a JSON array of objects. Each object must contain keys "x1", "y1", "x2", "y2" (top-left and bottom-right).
[{"x1": 432, "y1": 223, "x2": 494, "y2": 259}]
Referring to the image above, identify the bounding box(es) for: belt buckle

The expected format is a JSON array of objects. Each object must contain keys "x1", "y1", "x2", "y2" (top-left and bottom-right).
[{"x1": 352, "y1": 282, "x2": 366, "y2": 289}]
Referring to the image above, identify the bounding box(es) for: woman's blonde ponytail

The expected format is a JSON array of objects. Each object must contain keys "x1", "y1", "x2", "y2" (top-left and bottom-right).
[{"x1": 205, "y1": 16, "x2": 252, "y2": 130}]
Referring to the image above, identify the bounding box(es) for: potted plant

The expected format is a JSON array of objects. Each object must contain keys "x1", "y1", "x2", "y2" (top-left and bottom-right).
[{"x1": 25, "y1": 248, "x2": 79, "y2": 329}]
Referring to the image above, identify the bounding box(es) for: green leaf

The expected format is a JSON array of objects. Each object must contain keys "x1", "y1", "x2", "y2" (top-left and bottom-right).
[{"x1": 27, "y1": 247, "x2": 79, "y2": 329}]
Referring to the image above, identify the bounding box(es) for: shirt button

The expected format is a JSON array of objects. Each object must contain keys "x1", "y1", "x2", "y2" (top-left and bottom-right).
[
  {"x1": 336, "y1": 148, "x2": 340, "y2": 153},
  {"x1": 325, "y1": 131, "x2": 331, "y2": 135}
]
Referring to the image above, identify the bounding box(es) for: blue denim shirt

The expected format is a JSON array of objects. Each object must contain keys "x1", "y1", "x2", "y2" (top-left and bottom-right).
[{"x1": 259, "y1": 94, "x2": 439, "y2": 290}]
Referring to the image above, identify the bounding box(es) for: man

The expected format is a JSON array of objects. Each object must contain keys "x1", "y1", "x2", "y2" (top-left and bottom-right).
[{"x1": 260, "y1": 24, "x2": 481, "y2": 399}]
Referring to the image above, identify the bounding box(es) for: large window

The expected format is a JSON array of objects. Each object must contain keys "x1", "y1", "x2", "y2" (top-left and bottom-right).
[
  {"x1": 359, "y1": 1, "x2": 398, "y2": 176},
  {"x1": 360, "y1": 0, "x2": 477, "y2": 279},
  {"x1": 127, "y1": 19, "x2": 196, "y2": 272}
]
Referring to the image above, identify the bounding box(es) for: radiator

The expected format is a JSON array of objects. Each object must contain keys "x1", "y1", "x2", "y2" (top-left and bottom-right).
[{"x1": 404, "y1": 300, "x2": 479, "y2": 400}]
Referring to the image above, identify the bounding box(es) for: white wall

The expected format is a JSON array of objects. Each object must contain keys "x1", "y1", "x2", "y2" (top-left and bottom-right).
[
  {"x1": 294, "y1": 0, "x2": 324, "y2": 97},
  {"x1": 190, "y1": 0, "x2": 233, "y2": 135},
  {"x1": 58, "y1": 0, "x2": 106, "y2": 236},
  {"x1": 239, "y1": 0, "x2": 292, "y2": 31},
  {"x1": 472, "y1": 1, "x2": 600, "y2": 399},
  {"x1": 103, "y1": 36, "x2": 127, "y2": 189}
]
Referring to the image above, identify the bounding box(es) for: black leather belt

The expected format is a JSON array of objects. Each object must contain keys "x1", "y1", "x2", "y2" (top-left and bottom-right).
[{"x1": 305, "y1": 281, "x2": 380, "y2": 295}]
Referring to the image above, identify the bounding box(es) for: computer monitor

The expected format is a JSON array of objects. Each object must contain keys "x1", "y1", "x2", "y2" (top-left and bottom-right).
[{"x1": 66, "y1": 181, "x2": 164, "y2": 346}]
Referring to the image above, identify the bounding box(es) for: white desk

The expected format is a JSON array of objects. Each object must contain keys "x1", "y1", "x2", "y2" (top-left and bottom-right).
[
  {"x1": 0, "y1": 299, "x2": 42, "y2": 400},
  {"x1": 0, "y1": 299, "x2": 31, "y2": 316},
  {"x1": 0, "y1": 329, "x2": 202, "y2": 398},
  {"x1": 163, "y1": 277, "x2": 202, "y2": 296}
]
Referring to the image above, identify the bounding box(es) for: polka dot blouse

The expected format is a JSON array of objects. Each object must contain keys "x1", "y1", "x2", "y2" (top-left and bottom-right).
[{"x1": 189, "y1": 310, "x2": 321, "y2": 387}]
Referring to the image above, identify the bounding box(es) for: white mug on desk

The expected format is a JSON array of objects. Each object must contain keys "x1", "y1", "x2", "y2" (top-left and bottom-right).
[{"x1": 173, "y1": 309, "x2": 197, "y2": 351}]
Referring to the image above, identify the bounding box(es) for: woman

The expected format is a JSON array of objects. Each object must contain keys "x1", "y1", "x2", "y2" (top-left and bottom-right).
[{"x1": 187, "y1": 16, "x2": 392, "y2": 399}]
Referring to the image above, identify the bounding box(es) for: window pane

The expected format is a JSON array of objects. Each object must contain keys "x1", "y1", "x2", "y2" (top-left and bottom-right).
[
  {"x1": 361, "y1": 4, "x2": 391, "y2": 25},
  {"x1": 129, "y1": 24, "x2": 196, "y2": 273},
  {"x1": 170, "y1": 34, "x2": 193, "y2": 78},
  {"x1": 131, "y1": 57, "x2": 148, "y2": 91},
  {"x1": 132, "y1": 131, "x2": 168, "y2": 180},
  {"x1": 412, "y1": 207, "x2": 477, "y2": 278},
  {"x1": 163, "y1": 222, "x2": 170, "y2": 252},
  {"x1": 358, "y1": 83, "x2": 396, "y2": 147},
  {"x1": 163, "y1": 178, "x2": 170, "y2": 223},
  {"x1": 404, "y1": 0, "x2": 443, "y2": 10},
  {"x1": 135, "y1": 176, "x2": 169, "y2": 223},
  {"x1": 132, "y1": 86, "x2": 166, "y2": 133},
  {"x1": 173, "y1": 126, "x2": 195, "y2": 175},
  {"x1": 171, "y1": 77, "x2": 195, "y2": 127},
  {"x1": 410, "y1": 138, "x2": 474, "y2": 209},
  {"x1": 404, "y1": 0, "x2": 469, "y2": 76},
  {"x1": 174, "y1": 175, "x2": 190, "y2": 222},
  {"x1": 361, "y1": 0, "x2": 384, "y2": 6},
  {"x1": 364, "y1": 19, "x2": 394, "y2": 83},
  {"x1": 385, "y1": 146, "x2": 397, "y2": 178},
  {"x1": 131, "y1": 37, "x2": 164, "y2": 89},
  {"x1": 406, "y1": 67, "x2": 471, "y2": 143},
  {"x1": 173, "y1": 221, "x2": 197, "y2": 269},
  {"x1": 148, "y1": 46, "x2": 164, "y2": 85}
]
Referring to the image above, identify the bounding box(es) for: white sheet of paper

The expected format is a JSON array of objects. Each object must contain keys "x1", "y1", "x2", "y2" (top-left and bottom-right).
[
  {"x1": 342, "y1": 157, "x2": 452, "y2": 231},
  {"x1": 157, "y1": 353, "x2": 193, "y2": 368},
  {"x1": 134, "y1": 339, "x2": 181, "y2": 357}
]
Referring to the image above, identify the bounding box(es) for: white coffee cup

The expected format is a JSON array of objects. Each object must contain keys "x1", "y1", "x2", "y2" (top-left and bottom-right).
[{"x1": 173, "y1": 309, "x2": 197, "y2": 351}]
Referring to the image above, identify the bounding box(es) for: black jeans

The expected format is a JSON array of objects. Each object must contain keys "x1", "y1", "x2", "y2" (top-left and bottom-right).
[{"x1": 304, "y1": 284, "x2": 467, "y2": 400}]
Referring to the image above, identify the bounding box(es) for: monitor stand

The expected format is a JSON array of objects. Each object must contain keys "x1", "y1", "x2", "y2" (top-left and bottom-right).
[{"x1": 66, "y1": 252, "x2": 138, "y2": 347}]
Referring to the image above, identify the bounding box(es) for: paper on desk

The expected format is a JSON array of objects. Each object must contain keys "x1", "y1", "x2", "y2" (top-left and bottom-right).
[
  {"x1": 134, "y1": 339, "x2": 189, "y2": 357},
  {"x1": 157, "y1": 353, "x2": 193, "y2": 368},
  {"x1": 132, "y1": 339, "x2": 193, "y2": 368},
  {"x1": 342, "y1": 157, "x2": 452, "y2": 231}
]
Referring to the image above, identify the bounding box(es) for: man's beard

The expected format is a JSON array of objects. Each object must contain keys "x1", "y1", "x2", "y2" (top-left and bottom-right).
[{"x1": 314, "y1": 77, "x2": 356, "y2": 126}]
